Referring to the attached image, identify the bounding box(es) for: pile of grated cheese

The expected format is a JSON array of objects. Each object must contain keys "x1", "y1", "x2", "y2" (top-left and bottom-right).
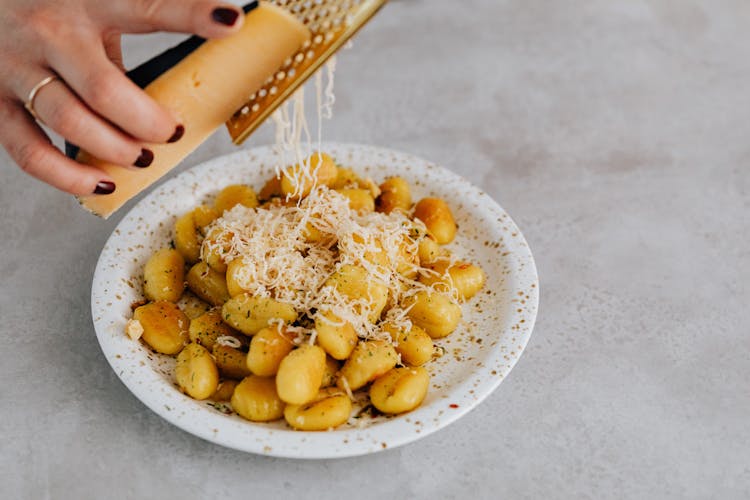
[{"x1": 200, "y1": 184, "x2": 448, "y2": 343}]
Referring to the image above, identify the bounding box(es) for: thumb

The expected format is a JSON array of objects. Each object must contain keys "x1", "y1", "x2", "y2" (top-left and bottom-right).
[{"x1": 100, "y1": 0, "x2": 253, "y2": 38}]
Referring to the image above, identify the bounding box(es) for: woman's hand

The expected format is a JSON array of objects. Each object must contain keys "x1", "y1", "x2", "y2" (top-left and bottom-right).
[{"x1": 0, "y1": 0, "x2": 245, "y2": 195}]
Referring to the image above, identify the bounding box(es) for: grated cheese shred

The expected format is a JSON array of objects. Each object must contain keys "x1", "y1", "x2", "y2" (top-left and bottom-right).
[{"x1": 215, "y1": 335, "x2": 242, "y2": 349}]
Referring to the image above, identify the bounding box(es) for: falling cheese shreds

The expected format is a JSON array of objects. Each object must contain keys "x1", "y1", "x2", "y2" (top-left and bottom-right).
[{"x1": 271, "y1": 57, "x2": 337, "y2": 200}]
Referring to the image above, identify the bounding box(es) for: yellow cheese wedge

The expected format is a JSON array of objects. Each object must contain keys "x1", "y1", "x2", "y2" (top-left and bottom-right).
[{"x1": 77, "y1": 3, "x2": 310, "y2": 218}]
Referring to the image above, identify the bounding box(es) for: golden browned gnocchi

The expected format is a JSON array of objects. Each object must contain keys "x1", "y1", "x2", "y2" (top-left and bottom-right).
[
  {"x1": 331, "y1": 167, "x2": 362, "y2": 189},
  {"x1": 382, "y1": 322, "x2": 434, "y2": 367},
  {"x1": 417, "y1": 232, "x2": 445, "y2": 265},
  {"x1": 210, "y1": 379, "x2": 238, "y2": 402},
  {"x1": 212, "y1": 344, "x2": 251, "y2": 380},
  {"x1": 214, "y1": 184, "x2": 259, "y2": 213},
  {"x1": 178, "y1": 291, "x2": 212, "y2": 320},
  {"x1": 421, "y1": 261, "x2": 487, "y2": 302},
  {"x1": 369, "y1": 367, "x2": 429, "y2": 414},
  {"x1": 129, "y1": 154, "x2": 487, "y2": 431},
  {"x1": 325, "y1": 265, "x2": 388, "y2": 323},
  {"x1": 446, "y1": 262, "x2": 487, "y2": 301},
  {"x1": 222, "y1": 294, "x2": 298, "y2": 335},
  {"x1": 413, "y1": 197, "x2": 457, "y2": 245},
  {"x1": 284, "y1": 387, "x2": 352, "y2": 431},
  {"x1": 337, "y1": 340, "x2": 398, "y2": 391},
  {"x1": 192, "y1": 205, "x2": 219, "y2": 233},
  {"x1": 175, "y1": 343, "x2": 219, "y2": 400},
  {"x1": 174, "y1": 211, "x2": 201, "y2": 264},
  {"x1": 186, "y1": 261, "x2": 230, "y2": 306},
  {"x1": 314, "y1": 311, "x2": 358, "y2": 360},
  {"x1": 202, "y1": 227, "x2": 232, "y2": 274},
  {"x1": 143, "y1": 248, "x2": 185, "y2": 303},
  {"x1": 231, "y1": 375, "x2": 285, "y2": 422},
  {"x1": 133, "y1": 301, "x2": 189, "y2": 355},
  {"x1": 303, "y1": 220, "x2": 327, "y2": 244},
  {"x1": 404, "y1": 291, "x2": 462, "y2": 339},
  {"x1": 188, "y1": 309, "x2": 239, "y2": 350},
  {"x1": 276, "y1": 345, "x2": 327, "y2": 405},
  {"x1": 376, "y1": 176, "x2": 411, "y2": 214},
  {"x1": 258, "y1": 175, "x2": 282, "y2": 201},
  {"x1": 336, "y1": 188, "x2": 375, "y2": 213},
  {"x1": 246, "y1": 326, "x2": 295, "y2": 376}
]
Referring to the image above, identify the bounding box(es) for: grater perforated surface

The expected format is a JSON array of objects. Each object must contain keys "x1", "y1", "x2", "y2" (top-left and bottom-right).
[{"x1": 226, "y1": 0, "x2": 387, "y2": 144}]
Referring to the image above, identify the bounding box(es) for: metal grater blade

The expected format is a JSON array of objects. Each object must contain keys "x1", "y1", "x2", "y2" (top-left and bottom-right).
[{"x1": 225, "y1": 0, "x2": 387, "y2": 145}]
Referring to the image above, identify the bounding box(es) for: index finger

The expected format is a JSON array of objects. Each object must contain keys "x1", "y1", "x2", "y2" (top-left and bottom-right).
[
  {"x1": 97, "y1": 0, "x2": 249, "y2": 38},
  {"x1": 46, "y1": 37, "x2": 182, "y2": 144}
]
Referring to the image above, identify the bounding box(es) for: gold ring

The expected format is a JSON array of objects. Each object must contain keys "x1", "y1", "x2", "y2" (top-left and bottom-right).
[{"x1": 24, "y1": 75, "x2": 59, "y2": 122}]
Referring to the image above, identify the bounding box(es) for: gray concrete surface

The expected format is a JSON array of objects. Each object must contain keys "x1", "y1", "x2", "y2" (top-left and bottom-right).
[{"x1": 1, "y1": 1, "x2": 749, "y2": 498}]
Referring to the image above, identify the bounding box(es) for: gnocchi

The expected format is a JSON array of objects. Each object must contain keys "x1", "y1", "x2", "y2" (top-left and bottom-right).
[
  {"x1": 210, "y1": 379, "x2": 239, "y2": 402},
  {"x1": 413, "y1": 197, "x2": 457, "y2": 245},
  {"x1": 192, "y1": 204, "x2": 219, "y2": 233},
  {"x1": 186, "y1": 261, "x2": 230, "y2": 306},
  {"x1": 325, "y1": 265, "x2": 388, "y2": 323},
  {"x1": 212, "y1": 344, "x2": 252, "y2": 380},
  {"x1": 221, "y1": 294, "x2": 298, "y2": 335},
  {"x1": 202, "y1": 227, "x2": 232, "y2": 274},
  {"x1": 314, "y1": 311, "x2": 358, "y2": 360},
  {"x1": 143, "y1": 248, "x2": 185, "y2": 303},
  {"x1": 133, "y1": 301, "x2": 189, "y2": 355},
  {"x1": 382, "y1": 322, "x2": 433, "y2": 367},
  {"x1": 174, "y1": 211, "x2": 201, "y2": 264},
  {"x1": 337, "y1": 188, "x2": 375, "y2": 213},
  {"x1": 420, "y1": 261, "x2": 487, "y2": 302},
  {"x1": 375, "y1": 176, "x2": 411, "y2": 214},
  {"x1": 214, "y1": 184, "x2": 259, "y2": 213},
  {"x1": 337, "y1": 340, "x2": 398, "y2": 391},
  {"x1": 175, "y1": 343, "x2": 219, "y2": 400},
  {"x1": 128, "y1": 156, "x2": 487, "y2": 431},
  {"x1": 284, "y1": 388, "x2": 352, "y2": 431},
  {"x1": 246, "y1": 326, "x2": 295, "y2": 376},
  {"x1": 405, "y1": 291, "x2": 462, "y2": 339},
  {"x1": 369, "y1": 367, "x2": 429, "y2": 414},
  {"x1": 276, "y1": 345, "x2": 327, "y2": 405},
  {"x1": 188, "y1": 309, "x2": 240, "y2": 351},
  {"x1": 231, "y1": 375, "x2": 285, "y2": 422}
]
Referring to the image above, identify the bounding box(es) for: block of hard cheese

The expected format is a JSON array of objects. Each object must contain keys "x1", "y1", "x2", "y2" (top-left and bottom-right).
[{"x1": 77, "y1": 3, "x2": 310, "y2": 218}]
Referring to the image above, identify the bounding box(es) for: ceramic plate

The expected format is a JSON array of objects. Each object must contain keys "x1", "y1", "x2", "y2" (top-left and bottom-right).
[{"x1": 91, "y1": 143, "x2": 538, "y2": 458}]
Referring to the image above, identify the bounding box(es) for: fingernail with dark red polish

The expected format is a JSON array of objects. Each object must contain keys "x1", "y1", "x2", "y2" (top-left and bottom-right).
[
  {"x1": 168, "y1": 125, "x2": 184, "y2": 143},
  {"x1": 94, "y1": 181, "x2": 116, "y2": 195},
  {"x1": 134, "y1": 149, "x2": 154, "y2": 168},
  {"x1": 212, "y1": 8, "x2": 240, "y2": 26}
]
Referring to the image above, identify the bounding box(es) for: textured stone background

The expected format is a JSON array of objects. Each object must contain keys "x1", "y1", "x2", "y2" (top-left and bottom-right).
[{"x1": 1, "y1": 1, "x2": 748, "y2": 498}]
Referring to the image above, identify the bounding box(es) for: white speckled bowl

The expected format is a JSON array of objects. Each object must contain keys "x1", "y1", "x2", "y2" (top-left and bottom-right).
[{"x1": 91, "y1": 143, "x2": 538, "y2": 458}]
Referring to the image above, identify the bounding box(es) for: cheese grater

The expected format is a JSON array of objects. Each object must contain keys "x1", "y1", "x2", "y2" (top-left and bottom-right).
[
  {"x1": 226, "y1": 0, "x2": 387, "y2": 145},
  {"x1": 66, "y1": 0, "x2": 387, "y2": 159}
]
